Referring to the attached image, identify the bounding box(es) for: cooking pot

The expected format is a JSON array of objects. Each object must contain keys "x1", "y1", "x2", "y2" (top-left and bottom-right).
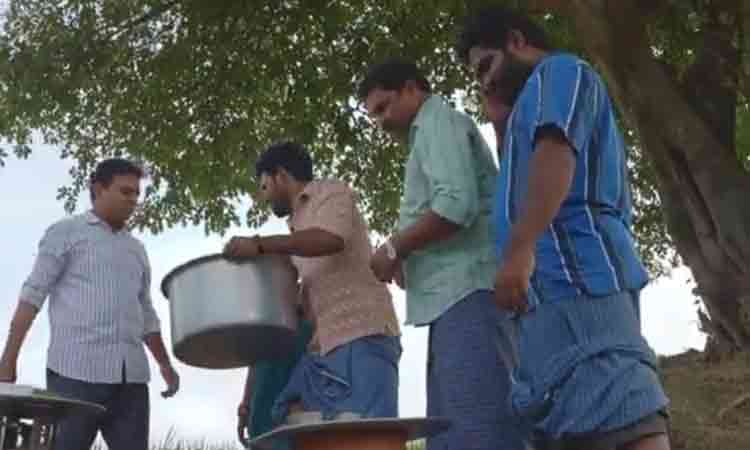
[{"x1": 161, "y1": 254, "x2": 299, "y2": 369}]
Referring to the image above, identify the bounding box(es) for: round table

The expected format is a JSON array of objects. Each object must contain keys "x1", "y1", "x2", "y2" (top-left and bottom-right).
[
  {"x1": 250, "y1": 415, "x2": 452, "y2": 450},
  {"x1": 0, "y1": 383, "x2": 105, "y2": 450}
]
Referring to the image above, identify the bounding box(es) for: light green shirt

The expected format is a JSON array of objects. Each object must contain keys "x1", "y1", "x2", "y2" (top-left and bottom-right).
[{"x1": 399, "y1": 95, "x2": 499, "y2": 326}]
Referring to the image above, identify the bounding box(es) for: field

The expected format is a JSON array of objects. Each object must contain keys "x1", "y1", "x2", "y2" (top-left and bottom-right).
[{"x1": 661, "y1": 350, "x2": 750, "y2": 450}]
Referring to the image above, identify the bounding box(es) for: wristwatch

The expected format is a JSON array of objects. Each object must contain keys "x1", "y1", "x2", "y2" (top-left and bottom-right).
[{"x1": 384, "y1": 239, "x2": 398, "y2": 260}]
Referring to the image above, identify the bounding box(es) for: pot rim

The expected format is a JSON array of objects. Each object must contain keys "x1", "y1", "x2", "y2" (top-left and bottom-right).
[{"x1": 160, "y1": 253, "x2": 242, "y2": 300}]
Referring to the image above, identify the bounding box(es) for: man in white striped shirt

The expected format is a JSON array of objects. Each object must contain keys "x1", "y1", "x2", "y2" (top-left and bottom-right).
[{"x1": 0, "y1": 158, "x2": 180, "y2": 450}]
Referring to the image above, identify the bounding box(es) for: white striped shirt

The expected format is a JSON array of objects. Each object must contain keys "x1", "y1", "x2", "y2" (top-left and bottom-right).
[{"x1": 20, "y1": 212, "x2": 161, "y2": 383}]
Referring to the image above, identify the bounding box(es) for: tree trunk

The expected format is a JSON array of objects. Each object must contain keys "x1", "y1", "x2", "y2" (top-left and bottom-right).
[{"x1": 551, "y1": 0, "x2": 750, "y2": 355}]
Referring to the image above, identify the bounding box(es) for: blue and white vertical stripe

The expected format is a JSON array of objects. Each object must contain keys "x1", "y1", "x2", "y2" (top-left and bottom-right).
[
  {"x1": 20, "y1": 212, "x2": 161, "y2": 384},
  {"x1": 495, "y1": 53, "x2": 649, "y2": 303}
]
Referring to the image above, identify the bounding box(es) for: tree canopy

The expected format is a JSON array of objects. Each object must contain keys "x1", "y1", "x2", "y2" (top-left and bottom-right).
[{"x1": 0, "y1": 0, "x2": 748, "y2": 284}]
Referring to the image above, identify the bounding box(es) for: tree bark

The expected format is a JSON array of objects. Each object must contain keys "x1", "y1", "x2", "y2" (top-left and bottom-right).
[{"x1": 544, "y1": 0, "x2": 750, "y2": 354}]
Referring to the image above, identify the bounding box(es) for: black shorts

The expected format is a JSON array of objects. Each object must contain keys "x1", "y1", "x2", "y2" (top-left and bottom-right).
[{"x1": 532, "y1": 410, "x2": 670, "y2": 450}]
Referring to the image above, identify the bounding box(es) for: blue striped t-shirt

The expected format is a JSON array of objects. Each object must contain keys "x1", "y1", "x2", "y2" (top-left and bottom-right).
[{"x1": 495, "y1": 53, "x2": 649, "y2": 304}]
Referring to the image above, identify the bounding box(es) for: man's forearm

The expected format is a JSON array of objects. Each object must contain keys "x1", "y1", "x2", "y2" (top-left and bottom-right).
[
  {"x1": 507, "y1": 137, "x2": 576, "y2": 254},
  {"x1": 144, "y1": 332, "x2": 173, "y2": 367},
  {"x1": 391, "y1": 210, "x2": 461, "y2": 258},
  {"x1": 1, "y1": 301, "x2": 38, "y2": 364},
  {"x1": 260, "y1": 229, "x2": 344, "y2": 257}
]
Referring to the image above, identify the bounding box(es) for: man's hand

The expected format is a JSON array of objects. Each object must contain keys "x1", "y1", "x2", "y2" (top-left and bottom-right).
[
  {"x1": 237, "y1": 402, "x2": 251, "y2": 447},
  {"x1": 0, "y1": 358, "x2": 17, "y2": 383},
  {"x1": 370, "y1": 244, "x2": 399, "y2": 284},
  {"x1": 494, "y1": 129, "x2": 576, "y2": 314},
  {"x1": 0, "y1": 301, "x2": 39, "y2": 384},
  {"x1": 223, "y1": 236, "x2": 261, "y2": 260},
  {"x1": 159, "y1": 363, "x2": 180, "y2": 398},
  {"x1": 494, "y1": 242, "x2": 536, "y2": 314}
]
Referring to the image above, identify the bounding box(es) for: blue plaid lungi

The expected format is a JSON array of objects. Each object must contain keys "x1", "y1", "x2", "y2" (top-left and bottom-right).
[
  {"x1": 511, "y1": 289, "x2": 669, "y2": 440},
  {"x1": 426, "y1": 289, "x2": 528, "y2": 450},
  {"x1": 271, "y1": 334, "x2": 401, "y2": 425}
]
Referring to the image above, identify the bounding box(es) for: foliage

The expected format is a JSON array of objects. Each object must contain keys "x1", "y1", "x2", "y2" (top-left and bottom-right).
[
  {"x1": 0, "y1": 0, "x2": 747, "y2": 278},
  {"x1": 0, "y1": 0, "x2": 466, "y2": 235}
]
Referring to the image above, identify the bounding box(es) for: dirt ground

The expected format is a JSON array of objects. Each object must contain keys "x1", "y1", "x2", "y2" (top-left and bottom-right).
[{"x1": 661, "y1": 350, "x2": 750, "y2": 450}]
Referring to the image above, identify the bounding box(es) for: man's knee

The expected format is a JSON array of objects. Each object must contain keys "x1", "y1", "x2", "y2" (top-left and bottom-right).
[{"x1": 624, "y1": 433, "x2": 670, "y2": 450}]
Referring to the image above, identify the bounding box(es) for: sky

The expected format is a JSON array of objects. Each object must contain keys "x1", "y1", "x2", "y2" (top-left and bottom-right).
[{"x1": 0, "y1": 141, "x2": 706, "y2": 447}]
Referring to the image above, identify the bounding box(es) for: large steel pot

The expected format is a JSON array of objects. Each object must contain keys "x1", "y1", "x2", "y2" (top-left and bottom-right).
[{"x1": 161, "y1": 254, "x2": 299, "y2": 369}]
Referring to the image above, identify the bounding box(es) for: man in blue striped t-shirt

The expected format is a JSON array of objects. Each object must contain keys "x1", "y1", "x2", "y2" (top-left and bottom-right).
[
  {"x1": 457, "y1": 6, "x2": 671, "y2": 450},
  {"x1": 0, "y1": 158, "x2": 179, "y2": 450}
]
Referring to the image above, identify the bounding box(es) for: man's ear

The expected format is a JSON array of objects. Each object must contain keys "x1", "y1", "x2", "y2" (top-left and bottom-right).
[
  {"x1": 506, "y1": 29, "x2": 529, "y2": 52},
  {"x1": 92, "y1": 181, "x2": 104, "y2": 199},
  {"x1": 403, "y1": 79, "x2": 420, "y2": 95}
]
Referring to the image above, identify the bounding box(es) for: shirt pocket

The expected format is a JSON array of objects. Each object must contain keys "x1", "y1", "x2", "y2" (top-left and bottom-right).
[
  {"x1": 121, "y1": 249, "x2": 145, "y2": 284},
  {"x1": 65, "y1": 237, "x2": 98, "y2": 282}
]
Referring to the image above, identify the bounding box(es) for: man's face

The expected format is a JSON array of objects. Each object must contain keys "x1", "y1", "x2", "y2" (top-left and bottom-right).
[
  {"x1": 94, "y1": 174, "x2": 140, "y2": 225},
  {"x1": 481, "y1": 91, "x2": 513, "y2": 130},
  {"x1": 468, "y1": 45, "x2": 534, "y2": 113},
  {"x1": 364, "y1": 87, "x2": 416, "y2": 136},
  {"x1": 259, "y1": 172, "x2": 291, "y2": 218}
]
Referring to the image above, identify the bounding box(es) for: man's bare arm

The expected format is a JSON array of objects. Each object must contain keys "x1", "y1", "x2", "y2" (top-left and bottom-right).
[{"x1": 0, "y1": 301, "x2": 39, "y2": 382}]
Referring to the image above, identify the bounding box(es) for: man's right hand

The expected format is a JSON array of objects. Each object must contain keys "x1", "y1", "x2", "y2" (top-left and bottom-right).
[
  {"x1": 237, "y1": 402, "x2": 251, "y2": 447},
  {"x1": 224, "y1": 236, "x2": 262, "y2": 260},
  {"x1": 0, "y1": 358, "x2": 18, "y2": 383}
]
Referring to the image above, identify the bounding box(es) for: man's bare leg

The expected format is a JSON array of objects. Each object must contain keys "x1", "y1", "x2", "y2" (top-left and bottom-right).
[{"x1": 625, "y1": 433, "x2": 670, "y2": 450}]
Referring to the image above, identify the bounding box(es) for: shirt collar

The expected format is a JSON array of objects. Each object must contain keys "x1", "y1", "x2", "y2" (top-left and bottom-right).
[
  {"x1": 86, "y1": 210, "x2": 102, "y2": 225},
  {"x1": 410, "y1": 95, "x2": 441, "y2": 130},
  {"x1": 287, "y1": 181, "x2": 317, "y2": 224},
  {"x1": 409, "y1": 94, "x2": 442, "y2": 145},
  {"x1": 85, "y1": 210, "x2": 129, "y2": 234}
]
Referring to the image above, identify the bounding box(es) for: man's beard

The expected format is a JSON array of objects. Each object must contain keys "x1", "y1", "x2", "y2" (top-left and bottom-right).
[
  {"x1": 488, "y1": 53, "x2": 535, "y2": 107},
  {"x1": 271, "y1": 200, "x2": 291, "y2": 218},
  {"x1": 382, "y1": 118, "x2": 408, "y2": 137}
]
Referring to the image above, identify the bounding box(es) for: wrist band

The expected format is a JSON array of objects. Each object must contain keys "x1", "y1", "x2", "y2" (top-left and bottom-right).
[{"x1": 384, "y1": 239, "x2": 398, "y2": 260}]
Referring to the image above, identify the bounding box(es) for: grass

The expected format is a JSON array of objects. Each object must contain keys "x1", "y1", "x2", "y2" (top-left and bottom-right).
[
  {"x1": 90, "y1": 428, "x2": 425, "y2": 450},
  {"x1": 406, "y1": 439, "x2": 426, "y2": 450},
  {"x1": 91, "y1": 428, "x2": 239, "y2": 450},
  {"x1": 660, "y1": 350, "x2": 750, "y2": 450}
]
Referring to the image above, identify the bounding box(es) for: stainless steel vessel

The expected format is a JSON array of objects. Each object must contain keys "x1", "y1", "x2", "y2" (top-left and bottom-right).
[{"x1": 161, "y1": 254, "x2": 300, "y2": 369}]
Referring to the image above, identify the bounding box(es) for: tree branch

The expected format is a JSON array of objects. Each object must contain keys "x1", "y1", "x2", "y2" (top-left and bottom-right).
[
  {"x1": 524, "y1": 0, "x2": 567, "y2": 13},
  {"x1": 106, "y1": 0, "x2": 182, "y2": 41},
  {"x1": 681, "y1": 0, "x2": 741, "y2": 151}
]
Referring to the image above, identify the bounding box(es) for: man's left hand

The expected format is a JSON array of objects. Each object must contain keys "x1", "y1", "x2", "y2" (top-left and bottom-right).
[
  {"x1": 159, "y1": 363, "x2": 180, "y2": 398},
  {"x1": 494, "y1": 242, "x2": 536, "y2": 314},
  {"x1": 223, "y1": 236, "x2": 261, "y2": 260},
  {"x1": 370, "y1": 244, "x2": 399, "y2": 283},
  {"x1": 237, "y1": 402, "x2": 251, "y2": 447}
]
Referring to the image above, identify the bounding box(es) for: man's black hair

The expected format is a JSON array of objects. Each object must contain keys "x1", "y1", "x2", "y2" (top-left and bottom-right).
[
  {"x1": 358, "y1": 58, "x2": 431, "y2": 100},
  {"x1": 456, "y1": 6, "x2": 553, "y2": 63},
  {"x1": 89, "y1": 158, "x2": 143, "y2": 201},
  {"x1": 255, "y1": 141, "x2": 314, "y2": 182}
]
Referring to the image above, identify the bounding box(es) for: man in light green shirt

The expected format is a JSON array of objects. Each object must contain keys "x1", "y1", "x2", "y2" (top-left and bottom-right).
[{"x1": 358, "y1": 59, "x2": 527, "y2": 450}]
